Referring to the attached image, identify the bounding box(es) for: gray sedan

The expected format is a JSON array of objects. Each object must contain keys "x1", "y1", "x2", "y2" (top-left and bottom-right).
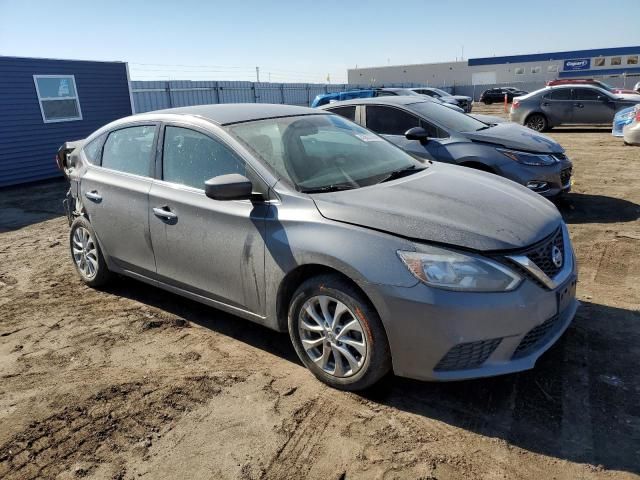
[
  {"x1": 320, "y1": 96, "x2": 572, "y2": 197},
  {"x1": 409, "y1": 87, "x2": 473, "y2": 112},
  {"x1": 59, "y1": 104, "x2": 577, "y2": 390},
  {"x1": 510, "y1": 85, "x2": 640, "y2": 131}
]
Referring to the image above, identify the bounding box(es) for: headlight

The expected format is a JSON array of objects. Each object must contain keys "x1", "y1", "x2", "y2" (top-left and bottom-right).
[
  {"x1": 397, "y1": 246, "x2": 522, "y2": 292},
  {"x1": 497, "y1": 148, "x2": 557, "y2": 166}
]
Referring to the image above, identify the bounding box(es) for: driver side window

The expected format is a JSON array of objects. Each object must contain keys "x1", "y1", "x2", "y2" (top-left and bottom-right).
[{"x1": 162, "y1": 126, "x2": 245, "y2": 189}]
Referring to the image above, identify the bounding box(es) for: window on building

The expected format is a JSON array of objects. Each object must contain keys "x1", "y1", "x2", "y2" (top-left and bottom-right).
[
  {"x1": 33, "y1": 75, "x2": 82, "y2": 123},
  {"x1": 531, "y1": 66, "x2": 541, "y2": 74},
  {"x1": 594, "y1": 58, "x2": 605, "y2": 67},
  {"x1": 547, "y1": 65, "x2": 559, "y2": 73},
  {"x1": 611, "y1": 57, "x2": 622, "y2": 66},
  {"x1": 162, "y1": 126, "x2": 245, "y2": 189},
  {"x1": 102, "y1": 126, "x2": 156, "y2": 177},
  {"x1": 627, "y1": 56, "x2": 639, "y2": 65},
  {"x1": 514, "y1": 67, "x2": 525, "y2": 75}
]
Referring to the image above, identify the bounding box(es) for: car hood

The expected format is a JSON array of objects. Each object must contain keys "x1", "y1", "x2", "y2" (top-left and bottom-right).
[
  {"x1": 616, "y1": 93, "x2": 640, "y2": 101},
  {"x1": 461, "y1": 122, "x2": 563, "y2": 153},
  {"x1": 312, "y1": 163, "x2": 561, "y2": 251}
]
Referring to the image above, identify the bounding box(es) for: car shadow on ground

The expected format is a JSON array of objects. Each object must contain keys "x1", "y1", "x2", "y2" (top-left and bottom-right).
[
  {"x1": 361, "y1": 300, "x2": 640, "y2": 474},
  {"x1": 0, "y1": 179, "x2": 67, "y2": 232},
  {"x1": 557, "y1": 192, "x2": 640, "y2": 224},
  {"x1": 103, "y1": 277, "x2": 640, "y2": 474}
]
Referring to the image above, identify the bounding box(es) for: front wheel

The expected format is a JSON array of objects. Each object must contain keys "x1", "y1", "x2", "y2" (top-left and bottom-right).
[
  {"x1": 69, "y1": 216, "x2": 112, "y2": 287},
  {"x1": 524, "y1": 113, "x2": 548, "y2": 132},
  {"x1": 288, "y1": 275, "x2": 391, "y2": 391}
]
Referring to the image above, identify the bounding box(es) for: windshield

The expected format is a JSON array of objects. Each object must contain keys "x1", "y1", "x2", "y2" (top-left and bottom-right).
[
  {"x1": 430, "y1": 88, "x2": 452, "y2": 97},
  {"x1": 227, "y1": 114, "x2": 423, "y2": 192},
  {"x1": 408, "y1": 102, "x2": 489, "y2": 132}
]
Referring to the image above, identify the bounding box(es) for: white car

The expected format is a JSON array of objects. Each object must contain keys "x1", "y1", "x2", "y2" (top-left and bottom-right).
[{"x1": 623, "y1": 106, "x2": 640, "y2": 146}]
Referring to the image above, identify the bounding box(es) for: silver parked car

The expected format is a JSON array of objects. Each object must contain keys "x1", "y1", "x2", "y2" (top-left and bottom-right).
[
  {"x1": 58, "y1": 104, "x2": 578, "y2": 391},
  {"x1": 510, "y1": 84, "x2": 640, "y2": 131},
  {"x1": 320, "y1": 97, "x2": 572, "y2": 197},
  {"x1": 409, "y1": 87, "x2": 473, "y2": 113}
]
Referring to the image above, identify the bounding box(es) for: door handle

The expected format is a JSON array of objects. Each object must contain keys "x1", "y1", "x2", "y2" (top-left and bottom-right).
[
  {"x1": 574, "y1": 103, "x2": 584, "y2": 108},
  {"x1": 542, "y1": 102, "x2": 550, "y2": 106},
  {"x1": 152, "y1": 206, "x2": 178, "y2": 221},
  {"x1": 84, "y1": 190, "x2": 102, "y2": 202}
]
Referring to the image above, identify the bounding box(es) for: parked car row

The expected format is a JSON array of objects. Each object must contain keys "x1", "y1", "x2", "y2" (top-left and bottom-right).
[
  {"x1": 58, "y1": 102, "x2": 578, "y2": 391},
  {"x1": 480, "y1": 87, "x2": 529, "y2": 104}
]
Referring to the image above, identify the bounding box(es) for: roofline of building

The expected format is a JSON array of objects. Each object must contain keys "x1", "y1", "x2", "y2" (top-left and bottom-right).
[
  {"x1": 0, "y1": 55, "x2": 126, "y2": 64},
  {"x1": 348, "y1": 59, "x2": 466, "y2": 72},
  {"x1": 468, "y1": 46, "x2": 640, "y2": 66}
]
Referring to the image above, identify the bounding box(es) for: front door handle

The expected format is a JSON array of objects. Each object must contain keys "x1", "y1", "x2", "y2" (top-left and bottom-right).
[
  {"x1": 84, "y1": 190, "x2": 102, "y2": 202},
  {"x1": 152, "y1": 206, "x2": 178, "y2": 221},
  {"x1": 574, "y1": 103, "x2": 584, "y2": 108}
]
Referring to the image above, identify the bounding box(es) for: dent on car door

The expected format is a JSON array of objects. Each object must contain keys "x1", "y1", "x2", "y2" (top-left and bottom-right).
[
  {"x1": 80, "y1": 124, "x2": 158, "y2": 275},
  {"x1": 364, "y1": 105, "x2": 439, "y2": 161},
  {"x1": 148, "y1": 124, "x2": 267, "y2": 316}
]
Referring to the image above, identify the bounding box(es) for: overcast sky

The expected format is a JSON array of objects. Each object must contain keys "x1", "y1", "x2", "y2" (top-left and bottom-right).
[{"x1": 1, "y1": 0, "x2": 639, "y2": 83}]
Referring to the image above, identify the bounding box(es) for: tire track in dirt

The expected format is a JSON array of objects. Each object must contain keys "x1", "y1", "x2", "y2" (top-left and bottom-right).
[
  {"x1": 262, "y1": 395, "x2": 333, "y2": 480},
  {"x1": 0, "y1": 374, "x2": 246, "y2": 480}
]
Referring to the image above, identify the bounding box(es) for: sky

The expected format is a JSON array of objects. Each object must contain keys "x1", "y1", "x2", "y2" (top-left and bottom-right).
[{"x1": 1, "y1": 0, "x2": 639, "y2": 84}]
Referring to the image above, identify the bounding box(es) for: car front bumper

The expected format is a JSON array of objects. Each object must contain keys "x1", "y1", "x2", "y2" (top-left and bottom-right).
[
  {"x1": 495, "y1": 158, "x2": 573, "y2": 198},
  {"x1": 365, "y1": 259, "x2": 578, "y2": 382}
]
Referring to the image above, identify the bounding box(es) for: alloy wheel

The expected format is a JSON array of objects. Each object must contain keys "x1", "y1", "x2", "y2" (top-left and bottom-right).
[
  {"x1": 526, "y1": 115, "x2": 546, "y2": 132},
  {"x1": 297, "y1": 295, "x2": 367, "y2": 378},
  {"x1": 72, "y1": 226, "x2": 98, "y2": 279}
]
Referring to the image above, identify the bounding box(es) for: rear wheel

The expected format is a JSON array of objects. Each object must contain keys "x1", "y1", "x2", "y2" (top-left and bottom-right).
[
  {"x1": 69, "y1": 217, "x2": 112, "y2": 287},
  {"x1": 524, "y1": 113, "x2": 548, "y2": 132},
  {"x1": 288, "y1": 274, "x2": 391, "y2": 391}
]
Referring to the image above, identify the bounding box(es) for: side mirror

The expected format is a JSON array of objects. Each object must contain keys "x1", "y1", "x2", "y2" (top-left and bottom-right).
[
  {"x1": 405, "y1": 127, "x2": 430, "y2": 143},
  {"x1": 204, "y1": 174, "x2": 253, "y2": 201}
]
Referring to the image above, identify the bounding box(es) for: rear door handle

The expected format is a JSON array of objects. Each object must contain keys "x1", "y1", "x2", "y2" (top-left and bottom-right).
[
  {"x1": 152, "y1": 206, "x2": 178, "y2": 221},
  {"x1": 84, "y1": 190, "x2": 102, "y2": 202}
]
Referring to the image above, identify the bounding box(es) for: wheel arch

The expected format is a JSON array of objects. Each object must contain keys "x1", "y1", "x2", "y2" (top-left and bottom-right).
[{"x1": 275, "y1": 263, "x2": 379, "y2": 333}]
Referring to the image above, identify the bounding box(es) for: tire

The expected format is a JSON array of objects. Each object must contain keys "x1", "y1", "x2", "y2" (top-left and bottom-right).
[
  {"x1": 524, "y1": 113, "x2": 548, "y2": 132},
  {"x1": 288, "y1": 274, "x2": 391, "y2": 391},
  {"x1": 69, "y1": 216, "x2": 112, "y2": 287}
]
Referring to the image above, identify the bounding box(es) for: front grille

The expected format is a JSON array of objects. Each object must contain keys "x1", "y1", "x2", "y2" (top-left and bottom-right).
[
  {"x1": 520, "y1": 227, "x2": 564, "y2": 279},
  {"x1": 560, "y1": 168, "x2": 572, "y2": 186},
  {"x1": 434, "y1": 338, "x2": 502, "y2": 371},
  {"x1": 512, "y1": 315, "x2": 561, "y2": 359}
]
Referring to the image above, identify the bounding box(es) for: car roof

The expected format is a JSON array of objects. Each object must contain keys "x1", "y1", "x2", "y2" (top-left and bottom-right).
[
  {"x1": 318, "y1": 96, "x2": 429, "y2": 108},
  {"x1": 148, "y1": 103, "x2": 324, "y2": 125}
]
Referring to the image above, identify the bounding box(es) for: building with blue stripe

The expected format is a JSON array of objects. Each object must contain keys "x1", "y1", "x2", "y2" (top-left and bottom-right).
[{"x1": 348, "y1": 46, "x2": 640, "y2": 90}]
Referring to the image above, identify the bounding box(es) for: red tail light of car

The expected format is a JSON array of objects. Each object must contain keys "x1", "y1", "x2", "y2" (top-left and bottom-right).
[
  {"x1": 635, "y1": 107, "x2": 640, "y2": 122},
  {"x1": 512, "y1": 99, "x2": 520, "y2": 109}
]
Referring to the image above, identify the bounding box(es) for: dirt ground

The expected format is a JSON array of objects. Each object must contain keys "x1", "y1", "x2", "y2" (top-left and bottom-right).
[{"x1": 1, "y1": 104, "x2": 639, "y2": 480}]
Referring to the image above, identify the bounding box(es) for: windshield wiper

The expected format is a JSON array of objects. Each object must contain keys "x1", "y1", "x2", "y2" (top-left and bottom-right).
[
  {"x1": 300, "y1": 184, "x2": 356, "y2": 194},
  {"x1": 377, "y1": 165, "x2": 424, "y2": 184}
]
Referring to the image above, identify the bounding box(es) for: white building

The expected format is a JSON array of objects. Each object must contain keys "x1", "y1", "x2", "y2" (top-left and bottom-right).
[{"x1": 348, "y1": 46, "x2": 640, "y2": 89}]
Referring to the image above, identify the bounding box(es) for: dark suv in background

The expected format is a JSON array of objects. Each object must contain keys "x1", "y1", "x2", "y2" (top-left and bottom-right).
[{"x1": 480, "y1": 87, "x2": 529, "y2": 104}]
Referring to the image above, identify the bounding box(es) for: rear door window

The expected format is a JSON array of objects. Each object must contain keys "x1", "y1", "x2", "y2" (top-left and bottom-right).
[
  {"x1": 101, "y1": 126, "x2": 156, "y2": 177},
  {"x1": 545, "y1": 89, "x2": 572, "y2": 100},
  {"x1": 366, "y1": 106, "x2": 420, "y2": 135},
  {"x1": 326, "y1": 106, "x2": 356, "y2": 122}
]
